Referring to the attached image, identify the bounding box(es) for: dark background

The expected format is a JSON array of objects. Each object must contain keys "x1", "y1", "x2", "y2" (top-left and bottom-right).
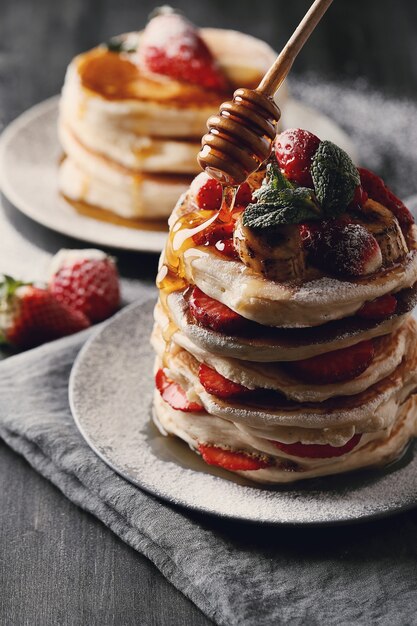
[
  {"x1": 1, "y1": 0, "x2": 417, "y2": 131},
  {"x1": 0, "y1": 1, "x2": 417, "y2": 625}
]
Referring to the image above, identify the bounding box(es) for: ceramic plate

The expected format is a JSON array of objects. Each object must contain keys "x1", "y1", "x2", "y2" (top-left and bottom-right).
[
  {"x1": 0, "y1": 96, "x2": 356, "y2": 253},
  {"x1": 69, "y1": 299, "x2": 417, "y2": 525}
]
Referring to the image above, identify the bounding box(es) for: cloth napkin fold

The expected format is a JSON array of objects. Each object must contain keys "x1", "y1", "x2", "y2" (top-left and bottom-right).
[{"x1": 1, "y1": 304, "x2": 417, "y2": 625}]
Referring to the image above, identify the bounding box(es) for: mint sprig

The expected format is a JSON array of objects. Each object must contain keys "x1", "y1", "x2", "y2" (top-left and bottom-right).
[
  {"x1": 243, "y1": 187, "x2": 321, "y2": 229},
  {"x1": 311, "y1": 141, "x2": 360, "y2": 214},
  {"x1": 243, "y1": 162, "x2": 321, "y2": 229},
  {"x1": 105, "y1": 36, "x2": 137, "y2": 54},
  {"x1": 253, "y1": 162, "x2": 293, "y2": 204}
]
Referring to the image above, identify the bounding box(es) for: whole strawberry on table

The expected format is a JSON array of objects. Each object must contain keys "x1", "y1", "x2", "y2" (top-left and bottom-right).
[{"x1": 0, "y1": 249, "x2": 120, "y2": 350}]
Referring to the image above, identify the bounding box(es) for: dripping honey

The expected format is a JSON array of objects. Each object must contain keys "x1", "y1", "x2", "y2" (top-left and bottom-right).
[{"x1": 156, "y1": 184, "x2": 238, "y2": 298}]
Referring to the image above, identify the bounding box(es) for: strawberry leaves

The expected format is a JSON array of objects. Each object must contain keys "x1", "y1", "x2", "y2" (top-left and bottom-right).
[{"x1": 311, "y1": 141, "x2": 360, "y2": 214}]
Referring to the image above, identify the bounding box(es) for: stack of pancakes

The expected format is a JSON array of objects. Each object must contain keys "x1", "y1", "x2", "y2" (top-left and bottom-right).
[
  {"x1": 58, "y1": 28, "x2": 283, "y2": 224},
  {"x1": 152, "y1": 165, "x2": 417, "y2": 483}
]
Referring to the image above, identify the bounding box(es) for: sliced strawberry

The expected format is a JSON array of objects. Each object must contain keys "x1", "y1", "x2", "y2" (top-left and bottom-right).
[
  {"x1": 214, "y1": 238, "x2": 239, "y2": 260},
  {"x1": 138, "y1": 8, "x2": 228, "y2": 91},
  {"x1": 235, "y1": 182, "x2": 253, "y2": 207},
  {"x1": 275, "y1": 128, "x2": 321, "y2": 187},
  {"x1": 272, "y1": 434, "x2": 362, "y2": 459},
  {"x1": 306, "y1": 219, "x2": 382, "y2": 277},
  {"x1": 358, "y1": 168, "x2": 413, "y2": 230},
  {"x1": 190, "y1": 172, "x2": 222, "y2": 211},
  {"x1": 188, "y1": 286, "x2": 247, "y2": 333},
  {"x1": 349, "y1": 185, "x2": 368, "y2": 209},
  {"x1": 198, "y1": 443, "x2": 272, "y2": 470},
  {"x1": 191, "y1": 173, "x2": 252, "y2": 212},
  {"x1": 198, "y1": 363, "x2": 251, "y2": 399},
  {"x1": 0, "y1": 277, "x2": 90, "y2": 349},
  {"x1": 192, "y1": 204, "x2": 243, "y2": 259},
  {"x1": 286, "y1": 340, "x2": 375, "y2": 384},
  {"x1": 357, "y1": 294, "x2": 397, "y2": 320},
  {"x1": 155, "y1": 368, "x2": 204, "y2": 412},
  {"x1": 192, "y1": 219, "x2": 234, "y2": 246}
]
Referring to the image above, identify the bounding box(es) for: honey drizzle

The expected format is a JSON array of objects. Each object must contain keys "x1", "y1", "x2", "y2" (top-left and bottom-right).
[{"x1": 157, "y1": 184, "x2": 238, "y2": 365}]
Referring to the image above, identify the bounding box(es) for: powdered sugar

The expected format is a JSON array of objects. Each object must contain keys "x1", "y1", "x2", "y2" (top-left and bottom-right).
[
  {"x1": 289, "y1": 75, "x2": 417, "y2": 198},
  {"x1": 70, "y1": 300, "x2": 417, "y2": 523}
]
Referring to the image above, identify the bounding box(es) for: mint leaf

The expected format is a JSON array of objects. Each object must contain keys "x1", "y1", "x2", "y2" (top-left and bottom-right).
[
  {"x1": 105, "y1": 36, "x2": 137, "y2": 54},
  {"x1": 311, "y1": 141, "x2": 360, "y2": 214},
  {"x1": 243, "y1": 188, "x2": 321, "y2": 229},
  {"x1": 254, "y1": 162, "x2": 292, "y2": 205}
]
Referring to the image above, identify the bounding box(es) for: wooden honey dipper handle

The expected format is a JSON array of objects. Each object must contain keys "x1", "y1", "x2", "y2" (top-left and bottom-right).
[
  {"x1": 198, "y1": 0, "x2": 334, "y2": 185},
  {"x1": 258, "y1": 0, "x2": 334, "y2": 95}
]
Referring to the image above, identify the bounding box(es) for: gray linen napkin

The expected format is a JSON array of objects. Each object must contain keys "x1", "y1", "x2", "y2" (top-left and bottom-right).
[
  {"x1": 1, "y1": 311, "x2": 417, "y2": 626},
  {"x1": 2, "y1": 79, "x2": 417, "y2": 625}
]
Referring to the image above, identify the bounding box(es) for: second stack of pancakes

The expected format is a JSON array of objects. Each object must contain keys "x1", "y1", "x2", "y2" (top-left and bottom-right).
[{"x1": 152, "y1": 128, "x2": 417, "y2": 483}]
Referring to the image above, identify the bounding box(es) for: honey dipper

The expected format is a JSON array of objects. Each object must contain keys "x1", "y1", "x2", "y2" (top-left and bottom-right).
[{"x1": 198, "y1": 0, "x2": 334, "y2": 185}]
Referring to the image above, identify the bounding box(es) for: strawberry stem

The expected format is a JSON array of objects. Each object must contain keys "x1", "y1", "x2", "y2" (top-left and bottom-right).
[{"x1": 0, "y1": 275, "x2": 29, "y2": 300}]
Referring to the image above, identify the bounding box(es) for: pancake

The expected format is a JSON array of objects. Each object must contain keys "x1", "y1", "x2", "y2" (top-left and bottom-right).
[
  {"x1": 153, "y1": 389, "x2": 417, "y2": 484},
  {"x1": 59, "y1": 120, "x2": 201, "y2": 175},
  {"x1": 153, "y1": 321, "x2": 417, "y2": 432},
  {"x1": 59, "y1": 157, "x2": 190, "y2": 220},
  {"x1": 151, "y1": 316, "x2": 412, "y2": 402},
  {"x1": 177, "y1": 237, "x2": 417, "y2": 328},
  {"x1": 159, "y1": 286, "x2": 417, "y2": 361},
  {"x1": 59, "y1": 28, "x2": 286, "y2": 221},
  {"x1": 60, "y1": 29, "x2": 285, "y2": 139}
]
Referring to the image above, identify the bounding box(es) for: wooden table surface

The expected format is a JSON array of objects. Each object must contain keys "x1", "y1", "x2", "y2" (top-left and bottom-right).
[{"x1": 0, "y1": 0, "x2": 416, "y2": 624}]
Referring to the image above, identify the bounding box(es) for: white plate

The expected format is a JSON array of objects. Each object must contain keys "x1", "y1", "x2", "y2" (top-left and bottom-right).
[
  {"x1": 69, "y1": 299, "x2": 417, "y2": 525},
  {"x1": 0, "y1": 96, "x2": 356, "y2": 253}
]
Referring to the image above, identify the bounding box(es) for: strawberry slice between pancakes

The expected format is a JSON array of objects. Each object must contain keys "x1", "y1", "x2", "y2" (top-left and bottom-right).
[
  {"x1": 198, "y1": 444, "x2": 272, "y2": 471},
  {"x1": 155, "y1": 368, "x2": 204, "y2": 412},
  {"x1": 272, "y1": 434, "x2": 362, "y2": 459},
  {"x1": 138, "y1": 8, "x2": 229, "y2": 92},
  {"x1": 357, "y1": 294, "x2": 397, "y2": 320},
  {"x1": 198, "y1": 363, "x2": 251, "y2": 399},
  {"x1": 285, "y1": 340, "x2": 375, "y2": 384},
  {"x1": 188, "y1": 286, "x2": 248, "y2": 333}
]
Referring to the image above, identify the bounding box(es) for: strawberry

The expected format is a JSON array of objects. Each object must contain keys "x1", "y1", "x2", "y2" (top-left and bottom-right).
[
  {"x1": 198, "y1": 443, "x2": 272, "y2": 471},
  {"x1": 0, "y1": 276, "x2": 90, "y2": 349},
  {"x1": 188, "y1": 286, "x2": 247, "y2": 333},
  {"x1": 275, "y1": 128, "x2": 321, "y2": 187},
  {"x1": 191, "y1": 173, "x2": 222, "y2": 211},
  {"x1": 358, "y1": 168, "x2": 413, "y2": 230},
  {"x1": 198, "y1": 363, "x2": 251, "y2": 399},
  {"x1": 138, "y1": 8, "x2": 228, "y2": 91},
  {"x1": 214, "y1": 238, "x2": 239, "y2": 260},
  {"x1": 235, "y1": 182, "x2": 253, "y2": 207},
  {"x1": 192, "y1": 201, "x2": 243, "y2": 259},
  {"x1": 155, "y1": 368, "x2": 204, "y2": 412},
  {"x1": 305, "y1": 219, "x2": 382, "y2": 277},
  {"x1": 272, "y1": 434, "x2": 362, "y2": 459},
  {"x1": 357, "y1": 294, "x2": 397, "y2": 320},
  {"x1": 286, "y1": 340, "x2": 375, "y2": 384},
  {"x1": 349, "y1": 185, "x2": 368, "y2": 209},
  {"x1": 191, "y1": 173, "x2": 252, "y2": 212},
  {"x1": 49, "y1": 249, "x2": 120, "y2": 323}
]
